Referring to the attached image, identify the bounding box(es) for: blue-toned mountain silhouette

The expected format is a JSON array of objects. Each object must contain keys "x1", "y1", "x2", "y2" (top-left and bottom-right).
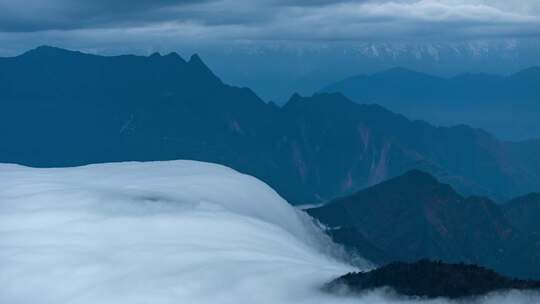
[
  {"x1": 307, "y1": 170, "x2": 540, "y2": 279},
  {"x1": 1, "y1": 46, "x2": 540, "y2": 203},
  {"x1": 322, "y1": 67, "x2": 540, "y2": 140},
  {"x1": 325, "y1": 260, "x2": 540, "y2": 299}
]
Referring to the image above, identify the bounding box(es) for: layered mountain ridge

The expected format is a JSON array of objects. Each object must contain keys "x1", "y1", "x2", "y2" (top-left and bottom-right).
[
  {"x1": 322, "y1": 67, "x2": 540, "y2": 140},
  {"x1": 1, "y1": 46, "x2": 540, "y2": 204}
]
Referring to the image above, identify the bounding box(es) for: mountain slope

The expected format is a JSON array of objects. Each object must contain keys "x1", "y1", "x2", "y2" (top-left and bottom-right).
[
  {"x1": 277, "y1": 94, "x2": 540, "y2": 201},
  {"x1": 307, "y1": 170, "x2": 539, "y2": 279},
  {"x1": 1, "y1": 46, "x2": 540, "y2": 203},
  {"x1": 503, "y1": 193, "x2": 540, "y2": 237},
  {"x1": 321, "y1": 67, "x2": 540, "y2": 140},
  {"x1": 0, "y1": 46, "x2": 279, "y2": 188}
]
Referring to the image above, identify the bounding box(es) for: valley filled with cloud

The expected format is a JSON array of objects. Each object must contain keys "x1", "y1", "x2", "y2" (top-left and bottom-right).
[{"x1": 1, "y1": 161, "x2": 538, "y2": 303}]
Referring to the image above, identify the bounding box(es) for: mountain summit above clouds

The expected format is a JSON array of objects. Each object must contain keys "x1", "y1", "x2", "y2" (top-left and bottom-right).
[{"x1": 1, "y1": 46, "x2": 540, "y2": 204}]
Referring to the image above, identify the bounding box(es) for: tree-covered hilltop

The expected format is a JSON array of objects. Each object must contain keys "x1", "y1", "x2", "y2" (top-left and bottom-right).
[{"x1": 325, "y1": 260, "x2": 540, "y2": 299}]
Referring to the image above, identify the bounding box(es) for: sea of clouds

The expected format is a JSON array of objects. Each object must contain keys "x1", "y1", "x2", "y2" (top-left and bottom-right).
[{"x1": 0, "y1": 160, "x2": 538, "y2": 304}]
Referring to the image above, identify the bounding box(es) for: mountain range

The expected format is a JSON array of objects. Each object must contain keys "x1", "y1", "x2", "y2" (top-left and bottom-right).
[
  {"x1": 203, "y1": 40, "x2": 540, "y2": 103},
  {"x1": 307, "y1": 170, "x2": 540, "y2": 279},
  {"x1": 322, "y1": 67, "x2": 540, "y2": 140},
  {"x1": 1, "y1": 46, "x2": 540, "y2": 204}
]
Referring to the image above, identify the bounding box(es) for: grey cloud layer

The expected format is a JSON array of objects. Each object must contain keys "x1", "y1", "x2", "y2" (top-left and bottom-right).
[
  {"x1": 0, "y1": 0, "x2": 213, "y2": 31},
  {"x1": 0, "y1": 0, "x2": 540, "y2": 39},
  {"x1": 0, "y1": 0, "x2": 539, "y2": 53}
]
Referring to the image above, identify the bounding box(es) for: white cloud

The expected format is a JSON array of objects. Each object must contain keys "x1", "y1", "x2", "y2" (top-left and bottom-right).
[
  {"x1": 0, "y1": 161, "x2": 352, "y2": 303},
  {"x1": 1, "y1": 160, "x2": 538, "y2": 303}
]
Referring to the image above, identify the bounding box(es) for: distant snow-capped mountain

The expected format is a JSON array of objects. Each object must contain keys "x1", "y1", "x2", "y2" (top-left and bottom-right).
[{"x1": 203, "y1": 39, "x2": 540, "y2": 102}]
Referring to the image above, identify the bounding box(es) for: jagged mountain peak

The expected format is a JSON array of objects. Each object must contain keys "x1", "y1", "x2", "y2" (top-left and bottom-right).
[
  {"x1": 284, "y1": 92, "x2": 352, "y2": 108},
  {"x1": 189, "y1": 53, "x2": 205, "y2": 65},
  {"x1": 187, "y1": 53, "x2": 221, "y2": 82},
  {"x1": 148, "y1": 51, "x2": 187, "y2": 64},
  {"x1": 1, "y1": 46, "x2": 539, "y2": 205},
  {"x1": 392, "y1": 169, "x2": 441, "y2": 186},
  {"x1": 165, "y1": 51, "x2": 182, "y2": 59},
  {"x1": 343, "y1": 169, "x2": 456, "y2": 203}
]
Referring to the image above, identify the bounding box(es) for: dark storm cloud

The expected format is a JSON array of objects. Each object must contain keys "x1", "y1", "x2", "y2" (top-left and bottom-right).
[
  {"x1": 0, "y1": 0, "x2": 350, "y2": 32},
  {"x1": 273, "y1": 0, "x2": 360, "y2": 6},
  {"x1": 0, "y1": 0, "x2": 214, "y2": 32},
  {"x1": 0, "y1": 0, "x2": 539, "y2": 54}
]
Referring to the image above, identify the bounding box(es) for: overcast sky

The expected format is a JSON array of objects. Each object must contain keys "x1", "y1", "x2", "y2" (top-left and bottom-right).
[{"x1": 1, "y1": 0, "x2": 540, "y2": 55}]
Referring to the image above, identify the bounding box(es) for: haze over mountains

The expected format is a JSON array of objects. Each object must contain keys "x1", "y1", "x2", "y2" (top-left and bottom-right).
[
  {"x1": 212, "y1": 40, "x2": 540, "y2": 103},
  {"x1": 1, "y1": 46, "x2": 540, "y2": 204},
  {"x1": 322, "y1": 67, "x2": 540, "y2": 140}
]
